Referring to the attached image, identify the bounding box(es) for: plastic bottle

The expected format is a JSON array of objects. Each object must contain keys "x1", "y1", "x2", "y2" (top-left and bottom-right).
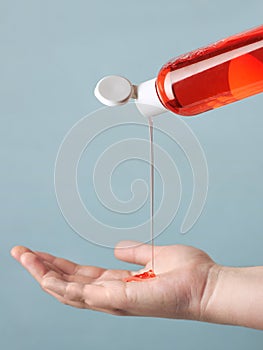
[{"x1": 95, "y1": 25, "x2": 263, "y2": 117}]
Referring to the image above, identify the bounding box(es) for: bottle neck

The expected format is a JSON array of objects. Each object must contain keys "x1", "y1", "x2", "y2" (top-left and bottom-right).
[{"x1": 135, "y1": 78, "x2": 167, "y2": 117}]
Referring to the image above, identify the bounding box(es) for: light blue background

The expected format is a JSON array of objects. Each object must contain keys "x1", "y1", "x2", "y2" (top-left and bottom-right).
[{"x1": 1, "y1": 0, "x2": 263, "y2": 349}]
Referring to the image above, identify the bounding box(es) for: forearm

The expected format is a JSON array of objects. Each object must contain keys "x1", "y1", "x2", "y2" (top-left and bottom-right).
[{"x1": 201, "y1": 265, "x2": 263, "y2": 330}]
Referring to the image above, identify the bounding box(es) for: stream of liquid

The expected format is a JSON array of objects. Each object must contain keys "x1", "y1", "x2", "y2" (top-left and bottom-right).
[
  {"x1": 124, "y1": 118, "x2": 156, "y2": 282},
  {"x1": 149, "y1": 117, "x2": 155, "y2": 272}
]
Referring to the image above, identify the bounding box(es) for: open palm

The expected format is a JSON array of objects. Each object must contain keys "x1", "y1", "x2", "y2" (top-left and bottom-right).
[{"x1": 11, "y1": 242, "x2": 216, "y2": 319}]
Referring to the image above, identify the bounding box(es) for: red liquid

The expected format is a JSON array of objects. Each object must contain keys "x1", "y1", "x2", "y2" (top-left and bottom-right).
[
  {"x1": 156, "y1": 25, "x2": 263, "y2": 116},
  {"x1": 124, "y1": 269, "x2": 156, "y2": 282}
]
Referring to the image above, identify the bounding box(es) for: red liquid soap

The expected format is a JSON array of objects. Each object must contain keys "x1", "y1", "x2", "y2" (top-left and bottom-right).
[
  {"x1": 156, "y1": 25, "x2": 263, "y2": 116},
  {"x1": 124, "y1": 269, "x2": 156, "y2": 282}
]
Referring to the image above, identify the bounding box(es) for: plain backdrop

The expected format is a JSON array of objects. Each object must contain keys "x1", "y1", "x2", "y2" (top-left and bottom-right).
[{"x1": 1, "y1": 0, "x2": 263, "y2": 349}]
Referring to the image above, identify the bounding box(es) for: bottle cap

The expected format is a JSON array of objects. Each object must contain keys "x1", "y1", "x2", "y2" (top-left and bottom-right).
[
  {"x1": 94, "y1": 75, "x2": 167, "y2": 117},
  {"x1": 94, "y1": 75, "x2": 133, "y2": 107}
]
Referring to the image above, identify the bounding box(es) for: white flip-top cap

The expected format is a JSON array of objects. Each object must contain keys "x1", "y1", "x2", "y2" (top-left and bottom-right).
[
  {"x1": 94, "y1": 75, "x2": 133, "y2": 107},
  {"x1": 94, "y1": 75, "x2": 167, "y2": 117}
]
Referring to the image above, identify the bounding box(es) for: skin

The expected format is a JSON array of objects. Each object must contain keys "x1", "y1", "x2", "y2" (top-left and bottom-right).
[{"x1": 10, "y1": 241, "x2": 263, "y2": 329}]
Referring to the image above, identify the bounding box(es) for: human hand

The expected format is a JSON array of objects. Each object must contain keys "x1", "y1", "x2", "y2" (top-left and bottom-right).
[{"x1": 10, "y1": 242, "x2": 217, "y2": 320}]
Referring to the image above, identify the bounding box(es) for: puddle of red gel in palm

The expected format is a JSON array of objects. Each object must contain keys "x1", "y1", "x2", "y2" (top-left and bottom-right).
[{"x1": 124, "y1": 269, "x2": 156, "y2": 282}]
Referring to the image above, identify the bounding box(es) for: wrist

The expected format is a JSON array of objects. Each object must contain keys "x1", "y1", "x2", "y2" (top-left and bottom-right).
[
  {"x1": 199, "y1": 263, "x2": 222, "y2": 323},
  {"x1": 199, "y1": 264, "x2": 263, "y2": 329}
]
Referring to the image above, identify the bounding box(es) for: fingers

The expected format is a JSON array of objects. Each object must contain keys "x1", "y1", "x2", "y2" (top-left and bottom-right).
[
  {"x1": 11, "y1": 248, "x2": 100, "y2": 309},
  {"x1": 20, "y1": 252, "x2": 53, "y2": 283},
  {"x1": 11, "y1": 246, "x2": 32, "y2": 261},
  {"x1": 44, "y1": 288, "x2": 86, "y2": 309},
  {"x1": 11, "y1": 246, "x2": 62, "y2": 283},
  {"x1": 44, "y1": 287, "x2": 128, "y2": 315},
  {"x1": 11, "y1": 245, "x2": 132, "y2": 314},
  {"x1": 114, "y1": 240, "x2": 155, "y2": 266},
  {"x1": 34, "y1": 251, "x2": 80, "y2": 275},
  {"x1": 42, "y1": 276, "x2": 126, "y2": 312},
  {"x1": 12, "y1": 246, "x2": 107, "y2": 280},
  {"x1": 35, "y1": 251, "x2": 106, "y2": 279},
  {"x1": 42, "y1": 277, "x2": 85, "y2": 302}
]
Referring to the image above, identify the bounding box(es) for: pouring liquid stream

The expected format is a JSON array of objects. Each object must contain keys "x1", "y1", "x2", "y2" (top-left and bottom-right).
[
  {"x1": 124, "y1": 118, "x2": 156, "y2": 282},
  {"x1": 149, "y1": 117, "x2": 155, "y2": 272}
]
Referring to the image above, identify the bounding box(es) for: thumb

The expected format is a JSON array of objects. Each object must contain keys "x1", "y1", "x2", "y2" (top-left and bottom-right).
[{"x1": 114, "y1": 240, "x2": 153, "y2": 266}]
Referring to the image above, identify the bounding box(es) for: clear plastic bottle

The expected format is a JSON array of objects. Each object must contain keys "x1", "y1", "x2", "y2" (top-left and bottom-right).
[{"x1": 95, "y1": 25, "x2": 263, "y2": 118}]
